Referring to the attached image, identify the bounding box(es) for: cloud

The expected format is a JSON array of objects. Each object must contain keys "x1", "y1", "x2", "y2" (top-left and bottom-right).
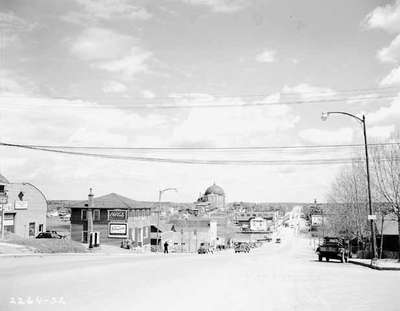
[
  {"x1": 380, "y1": 65, "x2": 400, "y2": 85},
  {"x1": 69, "y1": 27, "x2": 152, "y2": 79},
  {"x1": 364, "y1": 0, "x2": 400, "y2": 33},
  {"x1": 367, "y1": 93, "x2": 400, "y2": 124},
  {"x1": 282, "y1": 83, "x2": 336, "y2": 100},
  {"x1": 142, "y1": 90, "x2": 155, "y2": 99},
  {"x1": 169, "y1": 93, "x2": 300, "y2": 146},
  {"x1": 96, "y1": 47, "x2": 152, "y2": 78},
  {"x1": 103, "y1": 81, "x2": 127, "y2": 93},
  {"x1": 178, "y1": 0, "x2": 249, "y2": 13},
  {"x1": 368, "y1": 125, "x2": 395, "y2": 139},
  {"x1": 299, "y1": 128, "x2": 354, "y2": 144},
  {"x1": 70, "y1": 27, "x2": 134, "y2": 61},
  {"x1": 377, "y1": 34, "x2": 400, "y2": 63},
  {"x1": 64, "y1": 0, "x2": 151, "y2": 25},
  {"x1": 255, "y1": 49, "x2": 276, "y2": 63},
  {"x1": 0, "y1": 11, "x2": 36, "y2": 49}
]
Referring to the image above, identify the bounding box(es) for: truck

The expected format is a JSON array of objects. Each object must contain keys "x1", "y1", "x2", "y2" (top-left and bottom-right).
[{"x1": 316, "y1": 237, "x2": 348, "y2": 263}]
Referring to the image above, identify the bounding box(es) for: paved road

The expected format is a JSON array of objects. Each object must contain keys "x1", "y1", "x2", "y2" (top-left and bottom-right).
[{"x1": 1, "y1": 232, "x2": 399, "y2": 311}]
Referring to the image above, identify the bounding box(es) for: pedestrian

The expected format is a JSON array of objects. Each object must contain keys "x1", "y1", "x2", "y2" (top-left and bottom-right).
[{"x1": 164, "y1": 241, "x2": 169, "y2": 254}]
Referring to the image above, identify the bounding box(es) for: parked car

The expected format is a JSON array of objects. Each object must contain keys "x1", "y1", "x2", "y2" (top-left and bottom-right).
[
  {"x1": 198, "y1": 242, "x2": 214, "y2": 254},
  {"x1": 316, "y1": 237, "x2": 348, "y2": 263},
  {"x1": 36, "y1": 231, "x2": 64, "y2": 239},
  {"x1": 234, "y1": 242, "x2": 250, "y2": 253}
]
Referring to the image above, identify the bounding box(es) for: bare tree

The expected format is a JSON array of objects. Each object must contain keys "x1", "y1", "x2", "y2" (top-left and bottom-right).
[
  {"x1": 326, "y1": 161, "x2": 369, "y2": 243},
  {"x1": 371, "y1": 140, "x2": 400, "y2": 261}
]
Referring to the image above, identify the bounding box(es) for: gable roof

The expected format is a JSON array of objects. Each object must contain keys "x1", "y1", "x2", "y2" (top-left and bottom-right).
[{"x1": 70, "y1": 193, "x2": 151, "y2": 210}]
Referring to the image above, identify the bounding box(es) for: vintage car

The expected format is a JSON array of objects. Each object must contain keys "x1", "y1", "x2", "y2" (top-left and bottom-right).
[
  {"x1": 316, "y1": 237, "x2": 348, "y2": 263},
  {"x1": 234, "y1": 242, "x2": 250, "y2": 253},
  {"x1": 198, "y1": 242, "x2": 214, "y2": 254},
  {"x1": 36, "y1": 231, "x2": 64, "y2": 239}
]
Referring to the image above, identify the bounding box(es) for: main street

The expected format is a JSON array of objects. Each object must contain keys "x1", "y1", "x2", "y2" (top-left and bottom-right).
[{"x1": 1, "y1": 231, "x2": 399, "y2": 311}]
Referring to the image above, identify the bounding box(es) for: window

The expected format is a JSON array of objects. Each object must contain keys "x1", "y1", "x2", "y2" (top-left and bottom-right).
[
  {"x1": 93, "y1": 209, "x2": 100, "y2": 221},
  {"x1": 0, "y1": 185, "x2": 4, "y2": 193},
  {"x1": 81, "y1": 209, "x2": 87, "y2": 220},
  {"x1": 38, "y1": 224, "x2": 43, "y2": 232},
  {"x1": 29, "y1": 222, "x2": 35, "y2": 237}
]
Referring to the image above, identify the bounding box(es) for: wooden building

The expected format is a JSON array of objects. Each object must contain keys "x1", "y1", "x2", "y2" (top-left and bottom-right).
[{"x1": 70, "y1": 190, "x2": 151, "y2": 250}]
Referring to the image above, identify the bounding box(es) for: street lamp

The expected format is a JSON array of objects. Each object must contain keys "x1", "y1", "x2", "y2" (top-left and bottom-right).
[
  {"x1": 321, "y1": 111, "x2": 377, "y2": 261},
  {"x1": 157, "y1": 187, "x2": 177, "y2": 252}
]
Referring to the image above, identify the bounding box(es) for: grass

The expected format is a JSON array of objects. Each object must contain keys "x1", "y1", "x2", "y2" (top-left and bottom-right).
[{"x1": 4, "y1": 233, "x2": 87, "y2": 253}]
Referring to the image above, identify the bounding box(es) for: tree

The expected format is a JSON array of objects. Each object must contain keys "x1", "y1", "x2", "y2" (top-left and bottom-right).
[
  {"x1": 371, "y1": 140, "x2": 400, "y2": 261},
  {"x1": 326, "y1": 161, "x2": 369, "y2": 242}
]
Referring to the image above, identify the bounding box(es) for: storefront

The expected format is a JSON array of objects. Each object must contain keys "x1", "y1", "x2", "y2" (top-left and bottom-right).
[
  {"x1": 0, "y1": 174, "x2": 47, "y2": 238},
  {"x1": 70, "y1": 190, "x2": 151, "y2": 250}
]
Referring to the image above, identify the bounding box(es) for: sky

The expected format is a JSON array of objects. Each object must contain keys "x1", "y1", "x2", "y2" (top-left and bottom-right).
[{"x1": 0, "y1": 0, "x2": 399, "y2": 203}]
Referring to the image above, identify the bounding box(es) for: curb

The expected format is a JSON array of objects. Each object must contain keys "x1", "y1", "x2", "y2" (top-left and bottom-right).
[{"x1": 348, "y1": 259, "x2": 400, "y2": 271}]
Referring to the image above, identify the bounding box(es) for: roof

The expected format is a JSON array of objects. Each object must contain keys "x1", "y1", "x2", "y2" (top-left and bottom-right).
[
  {"x1": 0, "y1": 173, "x2": 9, "y2": 184},
  {"x1": 205, "y1": 183, "x2": 224, "y2": 196},
  {"x1": 70, "y1": 193, "x2": 151, "y2": 209}
]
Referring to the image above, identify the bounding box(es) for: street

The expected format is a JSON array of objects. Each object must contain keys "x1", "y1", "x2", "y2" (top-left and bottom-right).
[{"x1": 1, "y1": 231, "x2": 399, "y2": 311}]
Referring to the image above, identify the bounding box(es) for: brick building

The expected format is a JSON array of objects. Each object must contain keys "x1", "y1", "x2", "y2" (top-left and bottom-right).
[
  {"x1": 70, "y1": 190, "x2": 151, "y2": 250},
  {"x1": 0, "y1": 173, "x2": 47, "y2": 238}
]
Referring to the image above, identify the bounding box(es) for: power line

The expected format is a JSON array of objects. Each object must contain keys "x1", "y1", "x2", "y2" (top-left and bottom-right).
[
  {"x1": 0, "y1": 85, "x2": 398, "y2": 101},
  {"x1": 16, "y1": 142, "x2": 400, "y2": 151},
  {"x1": 2, "y1": 94, "x2": 397, "y2": 109},
  {"x1": 1, "y1": 141, "x2": 399, "y2": 166}
]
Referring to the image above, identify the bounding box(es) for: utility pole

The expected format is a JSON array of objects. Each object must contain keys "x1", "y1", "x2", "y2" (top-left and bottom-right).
[
  {"x1": 322, "y1": 111, "x2": 377, "y2": 261},
  {"x1": 157, "y1": 188, "x2": 177, "y2": 252}
]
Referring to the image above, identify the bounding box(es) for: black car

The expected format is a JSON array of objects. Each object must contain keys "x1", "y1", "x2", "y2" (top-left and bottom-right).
[
  {"x1": 316, "y1": 237, "x2": 348, "y2": 263},
  {"x1": 36, "y1": 231, "x2": 64, "y2": 239}
]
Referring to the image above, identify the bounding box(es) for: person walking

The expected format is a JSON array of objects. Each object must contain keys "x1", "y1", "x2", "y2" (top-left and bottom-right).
[{"x1": 164, "y1": 241, "x2": 169, "y2": 254}]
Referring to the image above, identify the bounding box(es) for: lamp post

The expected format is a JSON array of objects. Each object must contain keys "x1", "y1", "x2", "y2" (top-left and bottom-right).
[
  {"x1": 157, "y1": 187, "x2": 177, "y2": 252},
  {"x1": 321, "y1": 111, "x2": 377, "y2": 261}
]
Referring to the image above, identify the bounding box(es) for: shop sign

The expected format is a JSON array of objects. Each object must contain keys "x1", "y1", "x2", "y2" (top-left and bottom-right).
[
  {"x1": 15, "y1": 201, "x2": 28, "y2": 210},
  {"x1": 108, "y1": 210, "x2": 127, "y2": 221},
  {"x1": 108, "y1": 222, "x2": 128, "y2": 237}
]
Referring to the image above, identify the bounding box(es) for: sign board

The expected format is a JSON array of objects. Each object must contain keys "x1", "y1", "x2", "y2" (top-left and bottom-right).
[
  {"x1": 368, "y1": 215, "x2": 377, "y2": 220},
  {"x1": 15, "y1": 201, "x2": 28, "y2": 210},
  {"x1": 108, "y1": 222, "x2": 128, "y2": 237},
  {"x1": 311, "y1": 214, "x2": 323, "y2": 226},
  {"x1": 108, "y1": 210, "x2": 127, "y2": 221}
]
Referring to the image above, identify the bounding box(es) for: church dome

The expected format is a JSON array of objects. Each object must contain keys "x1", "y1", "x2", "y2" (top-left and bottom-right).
[
  {"x1": 205, "y1": 183, "x2": 224, "y2": 196},
  {"x1": 0, "y1": 173, "x2": 9, "y2": 184}
]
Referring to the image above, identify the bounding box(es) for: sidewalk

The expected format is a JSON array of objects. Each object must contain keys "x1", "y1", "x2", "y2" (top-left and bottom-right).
[
  {"x1": 0, "y1": 242, "x2": 36, "y2": 256},
  {"x1": 348, "y1": 258, "x2": 400, "y2": 271}
]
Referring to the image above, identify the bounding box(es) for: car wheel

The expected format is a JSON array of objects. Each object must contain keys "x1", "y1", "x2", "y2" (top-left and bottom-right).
[
  {"x1": 318, "y1": 255, "x2": 322, "y2": 262},
  {"x1": 326, "y1": 258, "x2": 329, "y2": 262}
]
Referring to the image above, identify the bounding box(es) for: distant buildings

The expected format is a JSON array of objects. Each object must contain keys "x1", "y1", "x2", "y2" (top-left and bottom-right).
[
  {"x1": 70, "y1": 190, "x2": 151, "y2": 251},
  {"x1": 234, "y1": 210, "x2": 279, "y2": 233},
  {"x1": 194, "y1": 183, "x2": 226, "y2": 215},
  {"x1": 163, "y1": 218, "x2": 218, "y2": 252},
  {"x1": 0, "y1": 173, "x2": 47, "y2": 238}
]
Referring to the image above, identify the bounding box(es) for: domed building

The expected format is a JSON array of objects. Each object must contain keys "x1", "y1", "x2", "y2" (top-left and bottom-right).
[{"x1": 195, "y1": 183, "x2": 226, "y2": 214}]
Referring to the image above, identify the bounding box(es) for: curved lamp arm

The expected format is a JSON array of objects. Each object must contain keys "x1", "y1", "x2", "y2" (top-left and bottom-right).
[{"x1": 321, "y1": 111, "x2": 364, "y2": 123}]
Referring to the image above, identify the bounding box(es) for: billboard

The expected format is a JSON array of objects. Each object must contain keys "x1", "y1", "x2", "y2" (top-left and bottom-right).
[
  {"x1": 108, "y1": 222, "x2": 128, "y2": 238},
  {"x1": 108, "y1": 210, "x2": 127, "y2": 221},
  {"x1": 15, "y1": 201, "x2": 28, "y2": 210}
]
